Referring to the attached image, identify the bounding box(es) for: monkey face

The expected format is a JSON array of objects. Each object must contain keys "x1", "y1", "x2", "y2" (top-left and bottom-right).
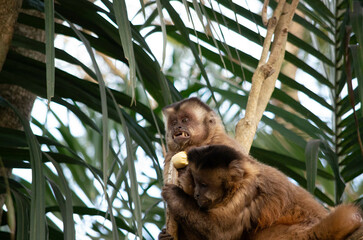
[
  {"x1": 186, "y1": 145, "x2": 246, "y2": 209},
  {"x1": 163, "y1": 99, "x2": 217, "y2": 151},
  {"x1": 167, "y1": 110, "x2": 208, "y2": 146},
  {"x1": 192, "y1": 168, "x2": 226, "y2": 209},
  {"x1": 167, "y1": 112, "x2": 192, "y2": 145}
]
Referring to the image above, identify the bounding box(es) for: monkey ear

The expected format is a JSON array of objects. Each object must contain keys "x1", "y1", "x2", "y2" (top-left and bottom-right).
[
  {"x1": 229, "y1": 160, "x2": 244, "y2": 183},
  {"x1": 208, "y1": 113, "x2": 217, "y2": 124},
  {"x1": 162, "y1": 107, "x2": 174, "y2": 118}
]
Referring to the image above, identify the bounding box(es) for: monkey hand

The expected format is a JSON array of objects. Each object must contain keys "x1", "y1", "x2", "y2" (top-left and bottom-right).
[
  {"x1": 162, "y1": 184, "x2": 198, "y2": 215},
  {"x1": 162, "y1": 184, "x2": 180, "y2": 201},
  {"x1": 178, "y1": 168, "x2": 194, "y2": 196},
  {"x1": 158, "y1": 228, "x2": 174, "y2": 240},
  {"x1": 171, "y1": 151, "x2": 188, "y2": 169}
]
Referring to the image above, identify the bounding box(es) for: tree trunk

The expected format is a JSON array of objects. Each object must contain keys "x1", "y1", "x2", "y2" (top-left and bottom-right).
[{"x1": 0, "y1": 0, "x2": 45, "y2": 227}]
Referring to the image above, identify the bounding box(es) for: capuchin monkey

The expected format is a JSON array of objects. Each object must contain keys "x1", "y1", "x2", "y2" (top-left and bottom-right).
[
  {"x1": 160, "y1": 98, "x2": 245, "y2": 239},
  {"x1": 161, "y1": 145, "x2": 362, "y2": 240}
]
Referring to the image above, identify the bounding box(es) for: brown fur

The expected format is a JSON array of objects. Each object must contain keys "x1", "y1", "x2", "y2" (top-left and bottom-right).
[
  {"x1": 161, "y1": 98, "x2": 245, "y2": 239},
  {"x1": 161, "y1": 145, "x2": 362, "y2": 240}
]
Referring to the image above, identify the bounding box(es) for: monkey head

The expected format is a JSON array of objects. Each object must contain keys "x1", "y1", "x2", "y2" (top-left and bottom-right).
[
  {"x1": 162, "y1": 98, "x2": 224, "y2": 152},
  {"x1": 187, "y1": 145, "x2": 245, "y2": 209}
]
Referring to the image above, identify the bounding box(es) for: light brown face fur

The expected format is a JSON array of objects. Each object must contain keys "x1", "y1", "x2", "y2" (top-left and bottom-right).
[{"x1": 162, "y1": 98, "x2": 220, "y2": 152}]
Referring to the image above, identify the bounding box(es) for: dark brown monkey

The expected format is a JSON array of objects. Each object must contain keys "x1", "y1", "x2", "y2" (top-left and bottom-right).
[
  {"x1": 162, "y1": 145, "x2": 362, "y2": 240},
  {"x1": 160, "y1": 98, "x2": 245, "y2": 239}
]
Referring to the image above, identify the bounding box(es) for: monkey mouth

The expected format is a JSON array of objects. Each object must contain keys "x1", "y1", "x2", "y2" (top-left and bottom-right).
[{"x1": 173, "y1": 131, "x2": 190, "y2": 142}]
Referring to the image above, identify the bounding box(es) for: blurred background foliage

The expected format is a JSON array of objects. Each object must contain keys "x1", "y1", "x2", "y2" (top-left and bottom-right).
[{"x1": 0, "y1": 0, "x2": 362, "y2": 239}]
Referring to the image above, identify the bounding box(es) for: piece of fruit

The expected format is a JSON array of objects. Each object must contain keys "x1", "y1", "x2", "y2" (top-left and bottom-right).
[{"x1": 171, "y1": 151, "x2": 188, "y2": 169}]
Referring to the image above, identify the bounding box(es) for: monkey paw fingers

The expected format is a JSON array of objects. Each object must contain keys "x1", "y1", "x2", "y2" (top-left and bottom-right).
[
  {"x1": 158, "y1": 229, "x2": 174, "y2": 240},
  {"x1": 162, "y1": 184, "x2": 179, "y2": 199}
]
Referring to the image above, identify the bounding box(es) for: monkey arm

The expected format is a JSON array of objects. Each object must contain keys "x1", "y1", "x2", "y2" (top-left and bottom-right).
[
  {"x1": 161, "y1": 184, "x2": 220, "y2": 237},
  {"x1": 162, "y1": 184, "x2": 207, "y2": 220},
  {"x1": 177, "y1": 167, "x2": 194, "y2": 196}
]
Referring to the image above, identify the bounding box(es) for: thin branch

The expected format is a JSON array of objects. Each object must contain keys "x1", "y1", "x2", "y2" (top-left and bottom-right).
[
  {"x1": 165, "y1": 160, "x2": 179, "y2": 239},
  {"x1": 259, "y1": 0, "x2": 285, "y2": 65},
  {"x1": 261, "y1": 0, "x2": 270, "y2": 26}
]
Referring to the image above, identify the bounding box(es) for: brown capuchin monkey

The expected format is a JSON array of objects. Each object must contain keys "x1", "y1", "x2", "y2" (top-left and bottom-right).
[
  {"x1": 159, "y1": 98, "x2": 245, "y2": 239},
  {"x1": 162, "y1": 145, "x2": 362, "y2": 240}
]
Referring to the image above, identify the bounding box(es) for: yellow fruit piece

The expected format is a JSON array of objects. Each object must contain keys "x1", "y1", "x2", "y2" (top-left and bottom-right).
[{"x1": 171, "y1": 151, "x2": 188, "y2": 169}]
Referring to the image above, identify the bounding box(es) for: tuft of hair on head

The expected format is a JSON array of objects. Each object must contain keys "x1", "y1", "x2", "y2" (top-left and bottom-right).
[
  {"x1": 187, "y1": 145, "x2": 242, "y2": 170},
  {"x1": 162, "y1": 97, "x2": 213, "y2": 115}
]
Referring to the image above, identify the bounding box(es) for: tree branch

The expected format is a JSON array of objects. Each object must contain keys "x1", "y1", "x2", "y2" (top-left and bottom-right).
[
  {"x1": 235, "y1": 0, "x2": 299, "y2": 153},
  {"x1": 165, "y1": 160, "x2": 179, "y2": 239}
]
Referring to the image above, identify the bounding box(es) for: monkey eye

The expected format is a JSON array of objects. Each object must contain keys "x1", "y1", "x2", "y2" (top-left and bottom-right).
[
  {"x1": 200, "y1": 183, "x2": 207, "y2": 188},
  {"x1": 171, "y1": 120, "x2": 177, "y2": 126},
  {"x1": 181, "y1": 117, "x2": 189, "y2": 123}
]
